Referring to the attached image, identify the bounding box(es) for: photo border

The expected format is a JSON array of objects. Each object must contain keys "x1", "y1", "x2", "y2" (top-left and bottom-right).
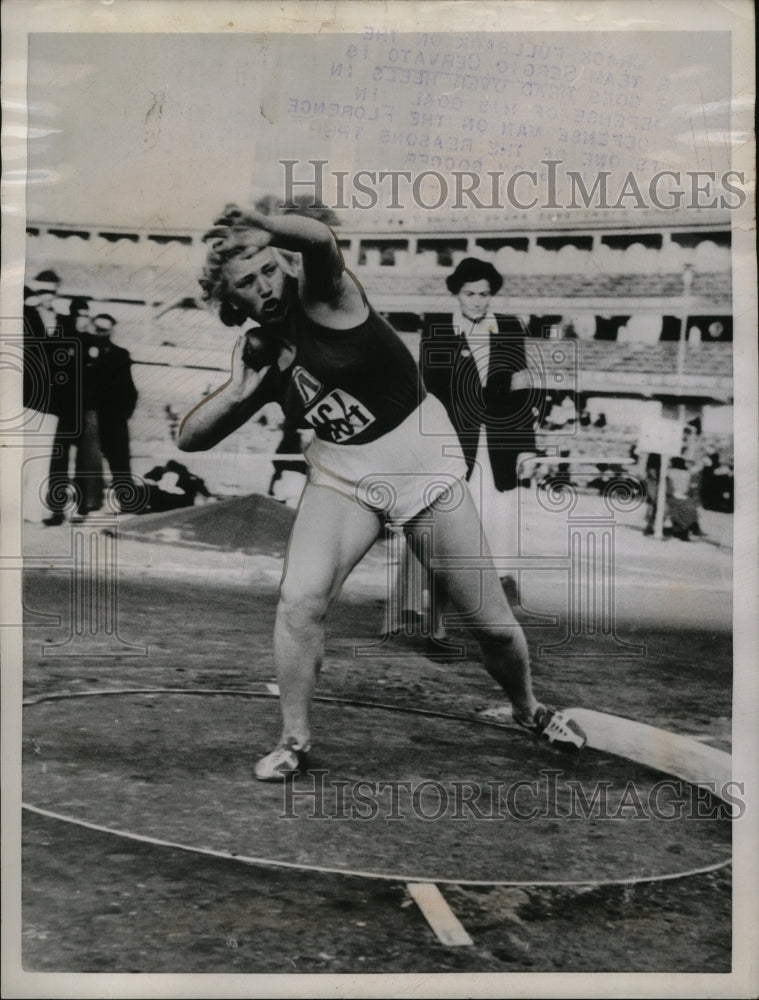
[{"x1": 2, "y1": 2, "x2": 756, "y2": 997}]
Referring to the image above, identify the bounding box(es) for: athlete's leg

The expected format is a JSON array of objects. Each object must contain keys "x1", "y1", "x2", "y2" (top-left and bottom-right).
[
  {"x1": 403, "y1": 481, "x2": 538, "y2": 719},
  {"x1": 272, "y1": 482, "x2": 382, "y2": 749}
]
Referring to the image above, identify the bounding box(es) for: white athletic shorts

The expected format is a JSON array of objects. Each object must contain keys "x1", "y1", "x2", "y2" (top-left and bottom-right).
[{"x1": 305, "y1": 394, "x2": 468, "y2": 526}]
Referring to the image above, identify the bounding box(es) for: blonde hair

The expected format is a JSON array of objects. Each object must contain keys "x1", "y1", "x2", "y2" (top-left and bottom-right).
[{"x1": 198, "y1": 224, "x2": 299, "y2": 327}]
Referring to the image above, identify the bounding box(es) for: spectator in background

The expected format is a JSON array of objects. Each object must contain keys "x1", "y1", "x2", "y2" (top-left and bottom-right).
[
  {"x1": 643, "y1": 453, "x2": 705, "y2": 541},
  {"x1": 49, "y1": 298, "x2": 107, "y2": 523},
  {"x1": 700, "y1": 452, "x2": 717, "y2": 510},
  {"x1": 701, "y1": 453, "x2": 734, "y2": 513},
  {"x1": 143, "y1": 460, "x2": 212, "y2": 513},
  {"x1": 165, "y1": 404, "x2": 181, "y2": 442},
  {"x1": 680, "y1": 417, "x2": 701, "y2": 456},
  {"x1": 23, "y1": 271, "x2": 63, "y2": 415},
  {"x1": 718, "y1": 462, "x2": 734, "y2": 513},
  {"x1": 415, "y1": 257, "x2": 539, "y2": 627},
  {"x1": 33, "y1": 294, "x2": 105, "y2": 525},
  {"x1": 643, "y1": 452, "x2": 662, "y2": 536},
  {"x1": 24, "y1": 270, "x2": 61, "y2": 337},
  {"x1": 666, "y1": 457, "x2": 703, "y2": 541},
  {"x1": 23, "y1": 284, "x2": 50, "y2": 419},
  {"x1": 87, "y1": 314, "x2": 139, "y2": 513},
  {"x1": 24, "y1": 274, "x2": 66, "y2": 524}
]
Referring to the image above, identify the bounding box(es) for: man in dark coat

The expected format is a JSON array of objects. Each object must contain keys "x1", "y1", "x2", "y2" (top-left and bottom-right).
[
  {"x1": 23, "y1": 270, "x2": 65, "y2": 416},
  {"x1": 44, "y1": 298, "x2": 107, "y2": 523},
  {"x1": 88, "y1": 314, "x2": 139, "y2": 512},
  {"x1": 22, "y1": 275, "x2": 101, "y2": 524}
]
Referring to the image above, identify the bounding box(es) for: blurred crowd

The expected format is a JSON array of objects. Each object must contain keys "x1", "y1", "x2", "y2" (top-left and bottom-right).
[{"x1": 24, "y1": 271, "x2": 138, "y2": 524}]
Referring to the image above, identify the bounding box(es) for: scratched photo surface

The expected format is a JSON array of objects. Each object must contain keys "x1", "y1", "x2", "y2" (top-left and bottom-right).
[{"x1": 4, "y1": 6, "x2": 756, "y2": 998}]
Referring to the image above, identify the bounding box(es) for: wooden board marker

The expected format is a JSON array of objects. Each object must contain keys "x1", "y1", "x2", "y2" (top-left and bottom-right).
[
  {"x1": 407, "y1": 882, "x2": 474, "y2": 947},
  {"x1": 566, "y1": 708, "x2": 732, "y2": 798}
]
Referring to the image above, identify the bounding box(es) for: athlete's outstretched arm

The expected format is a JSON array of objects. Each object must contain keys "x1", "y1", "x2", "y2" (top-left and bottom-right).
[{"x1": 178, "y1": 334, "x2": 277, "y2": 451}]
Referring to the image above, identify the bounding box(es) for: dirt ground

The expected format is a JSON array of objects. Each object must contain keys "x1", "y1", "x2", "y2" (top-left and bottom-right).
[
  {"x1": 18, "y1": 507, "x2": 736, "y2": 977},
  {"x1": 22, "y1": 808, "x2": 731, "y2": 975}
]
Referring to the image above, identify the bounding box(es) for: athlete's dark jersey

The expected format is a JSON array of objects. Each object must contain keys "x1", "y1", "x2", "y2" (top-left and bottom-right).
[{"x1": 258, "y1": 297, "x2": 425, "y2": 446}]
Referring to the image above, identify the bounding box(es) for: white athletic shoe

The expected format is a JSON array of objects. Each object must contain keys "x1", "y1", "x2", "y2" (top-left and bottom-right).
[
  {"x1": 514, "y1": 705, "x2": 587, "y2": 751},
  {"x1": 254, "y1": 740, "x2": 310, "y2": 781}
]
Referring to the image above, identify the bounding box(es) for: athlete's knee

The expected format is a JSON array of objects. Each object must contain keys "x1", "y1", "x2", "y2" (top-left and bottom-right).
[
  {"x1": 277, "y1": 579, "x2": 330, "y2": 635},
  {"x1": 470, "y1": 621, "x2": 520, "y2": 650}
]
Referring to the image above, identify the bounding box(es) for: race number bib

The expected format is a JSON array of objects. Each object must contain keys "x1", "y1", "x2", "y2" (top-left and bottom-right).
[{"x1": 304, "y1": 388, "x2": 376, "y2": 443}]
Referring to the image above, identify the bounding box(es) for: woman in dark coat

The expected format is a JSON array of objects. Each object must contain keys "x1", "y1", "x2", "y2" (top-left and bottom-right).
[{"x1": 416, "y1": 258, "x2": 540, "y2": 621}]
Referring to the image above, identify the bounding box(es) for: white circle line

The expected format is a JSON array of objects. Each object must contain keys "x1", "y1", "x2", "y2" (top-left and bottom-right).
[
  {"x1": 22, "y1": 802, "x2": 731, "y2": 890},
  {"x1": 23, "y1": 686, "x2": 733, "y2": 888}
]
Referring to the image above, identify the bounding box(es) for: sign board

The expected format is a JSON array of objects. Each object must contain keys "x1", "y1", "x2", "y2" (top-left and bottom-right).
[{"x1": 638, "y1": 413, "x2": 683, "y2": 456}]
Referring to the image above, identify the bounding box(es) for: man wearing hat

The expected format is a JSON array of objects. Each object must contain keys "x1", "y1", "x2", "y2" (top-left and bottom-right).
[
  {"x1": 86, "y1": 313, "x2": 139, "y2": 513},
  {"x1": 23, "y1": 274, "x2": 101, "y2": 523},
  {"x1": 28, "y1": 270, "x2": 62, "y2": 330},
  {"x1": 35, "y1": 295, "x2": 107, "y2": 525},
  {"x1": 23, "y1": 270, "x2": 64, "y2": 414},
  {"x1": 21, "y1": 271, "x2": 91, "y2": 524}
]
